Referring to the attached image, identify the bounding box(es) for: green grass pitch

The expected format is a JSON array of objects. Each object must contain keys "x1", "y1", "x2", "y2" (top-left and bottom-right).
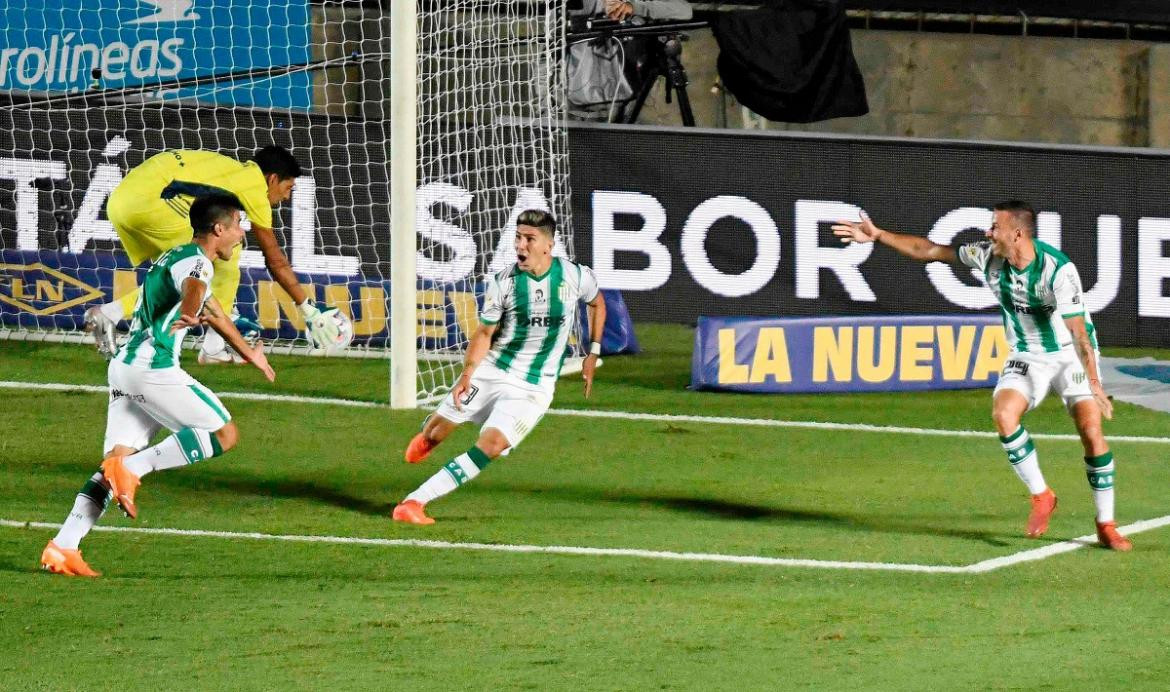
[{"x1": 2, "y1": 324, "x2": 1170, "y2": 689}]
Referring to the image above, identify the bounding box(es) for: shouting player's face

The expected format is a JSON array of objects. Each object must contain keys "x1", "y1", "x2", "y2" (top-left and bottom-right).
[
  {"x1": 515, "y1": 223, "x2": 554, "y2": 274},
  {"x1": 213, "y1": 210, "x2": 246, "y2": 260},
  {"x1": 986, "y1": 210, "x2": 1023, "y2": 257}
]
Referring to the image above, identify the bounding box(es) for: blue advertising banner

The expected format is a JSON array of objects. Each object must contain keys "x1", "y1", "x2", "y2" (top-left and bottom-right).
[
  {"x1": 0, "y1": 248, "x2": 455, "y2": 347},
  {"x1": 0, "y1": 249, "x2": 639, "y2": 355},
  {"x1": 0, "y1": 0, "x2": 311, "y2": 109},
  {"x1": 691, "y1": 314, "x2": 1009, "y2": 393}
]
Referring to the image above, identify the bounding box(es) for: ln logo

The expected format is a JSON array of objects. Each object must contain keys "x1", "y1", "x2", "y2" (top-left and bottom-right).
[{"x1": 0, "y1": 263, "x2": 104, "y2": 316}]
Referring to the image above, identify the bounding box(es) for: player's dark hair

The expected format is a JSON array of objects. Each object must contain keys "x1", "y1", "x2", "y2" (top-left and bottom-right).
[
  {"x1": 517, "y1": 209, "x2": 556, "y2": 238},
  {"x1": 190, "y1": 194, "x2": 244, "y2": 235},
  {"x1": 993, "y1": 199, "x2": 1036, "y2": 235},
  {"x1": 252, "y1": 145, "x2": 303, "y2": 180}
]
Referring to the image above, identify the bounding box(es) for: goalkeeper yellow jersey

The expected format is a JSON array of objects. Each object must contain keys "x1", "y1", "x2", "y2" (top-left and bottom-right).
[{"x1": 107, "y1": 150, "x2": 272, "y2": 265}]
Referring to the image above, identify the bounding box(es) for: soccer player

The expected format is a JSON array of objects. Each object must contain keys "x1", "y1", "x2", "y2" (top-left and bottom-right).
[
  {"x1": 832, "y1": 201, "x2": 1131, "y2": 550},
  {"x1": 392, "y1": 209, "x2": 606, "y2": 525},
  {"x1": 40, "y1": 195, "x2": 276, "y2": 577},
  {"x1": 84, "y1": 145, "x2": 341, "y2": 362}
]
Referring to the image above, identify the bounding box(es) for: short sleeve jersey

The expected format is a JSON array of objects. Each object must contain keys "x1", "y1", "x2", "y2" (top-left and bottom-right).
[
  {"x1": 480, "y1": 257, "x2": 601, "y2": 389},
  {"x1": 957, "y1": 239, "x2": 1097, "y2": 354},
  {"x1": 122, "y1": 150, "x2": 273, "y2": 229},
  {"x1": 120, "y1": 243, "x2": 214, "y2": 369}
]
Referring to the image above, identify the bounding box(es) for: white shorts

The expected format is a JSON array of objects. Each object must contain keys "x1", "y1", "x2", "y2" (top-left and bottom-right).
[
  {"x1": 434, "y1": 362, "x2": 553, "y2": 449},
  {"x1": 104, "y1": 360, "x2": 232, "y2": 452},
  {"x1": 994, "y1": 350, "x2": 1098, "y2": 412}
]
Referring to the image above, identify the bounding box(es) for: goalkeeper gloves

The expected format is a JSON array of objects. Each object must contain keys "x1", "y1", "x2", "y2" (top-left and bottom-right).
[{"x1": 298, "y1": 300, "x2": 342, "y2": 349}]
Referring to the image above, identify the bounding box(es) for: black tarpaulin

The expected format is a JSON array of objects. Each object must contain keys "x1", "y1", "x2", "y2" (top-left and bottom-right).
[{"x1": 711, "y1": 0, "x2": 869, "y2": 122}]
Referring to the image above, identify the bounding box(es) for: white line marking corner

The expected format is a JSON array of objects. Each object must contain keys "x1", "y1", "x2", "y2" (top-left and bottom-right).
[{"x1": 5, "y1": 515, "x2": 1168, "y2": 574}]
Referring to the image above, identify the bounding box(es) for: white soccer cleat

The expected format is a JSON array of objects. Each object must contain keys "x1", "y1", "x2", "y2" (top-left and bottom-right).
[
  {"x1": 197, "y1": 314, "x2": 259, "y2": 365},
  {"x1": 197, "y1": 344, "x2": 245, "y2": 365},
  {"x1": 83, "y1": 307, "x2": 118, "y2": 358}
]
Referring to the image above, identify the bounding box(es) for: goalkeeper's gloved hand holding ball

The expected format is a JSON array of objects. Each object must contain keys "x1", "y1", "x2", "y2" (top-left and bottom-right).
[{"x1": 298, "y1": 300, "x2": 353, "y2": 352}]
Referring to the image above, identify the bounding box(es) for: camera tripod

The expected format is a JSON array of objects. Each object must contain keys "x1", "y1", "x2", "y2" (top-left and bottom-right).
[{"x1": 622, "y1": 33, "x2": 694, "y2": 127}]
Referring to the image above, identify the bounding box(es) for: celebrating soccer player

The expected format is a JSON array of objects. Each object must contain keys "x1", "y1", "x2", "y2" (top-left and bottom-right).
[
  {"x1": 41, "y1": 195, "x2": 276, "y2": 577},
  {"x1": 832, "y1": 201, "x2": 1131, "y2": 550},
  {"x1": 391, "y1": 209, "x2": 606, "y2": 525},
  {"x1": 84, "y1": 145, "x2": 344, "y2": 362}
]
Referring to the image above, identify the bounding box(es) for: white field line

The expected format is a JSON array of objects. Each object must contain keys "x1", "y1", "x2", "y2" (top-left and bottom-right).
[
  {"x1": 4, "y1": 380, "x2": 1170, "y2": 445},
  {"x1": 6, "y1": 379, "x2": 1170, "y2": 572},
  {"x1": 5, "y1": 516, "x2": 1168, "y2": 574}
]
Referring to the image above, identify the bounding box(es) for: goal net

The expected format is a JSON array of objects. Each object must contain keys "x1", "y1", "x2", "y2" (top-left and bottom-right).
[{"x1": 0, "y1": 0, "x2": 573, "y2": 406}]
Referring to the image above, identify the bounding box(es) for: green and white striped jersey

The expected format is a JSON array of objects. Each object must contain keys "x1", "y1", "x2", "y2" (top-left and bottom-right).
[
  {"x1": 958, "y1": 239, "x2": 1097, "y2": 354},
  {"x1": 120, "y1": 243, "x2": 213, "y2": 369},
  {"x1": 481, "y1": 257, "x2": 600, "y2": 390}
]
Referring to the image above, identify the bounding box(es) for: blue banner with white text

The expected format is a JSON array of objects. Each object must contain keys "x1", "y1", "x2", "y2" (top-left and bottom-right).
[
  {"x1": 691, "y1": 314, "x2": 1009, "y2": 393},
  {"x1": 0, "y1": 0, "x2": 311, "y2": 108}
]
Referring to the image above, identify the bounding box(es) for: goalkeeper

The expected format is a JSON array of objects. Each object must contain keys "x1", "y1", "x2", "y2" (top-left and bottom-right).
[{"x1": 84, "y1": 145, "x2": 343, "y2": 360}]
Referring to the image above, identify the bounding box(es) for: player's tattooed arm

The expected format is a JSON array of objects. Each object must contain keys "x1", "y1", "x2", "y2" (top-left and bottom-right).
[
  {"x1": 202, "y1": 299, "x2": 224, "y2": 321},
  {"x1": 171, "y1": 277, "x2": 210, "y2": 331},
  {"x1": 1065, "y1": 314, "x2": 1112, "y2": 420},
  {"x1": 832, "y1": 213, "x2": 959, "y2": 264},
  {"x1": 453, "y1": 323, "x2": 496, "y2": 410},
  {"x1": 200, "y1": 297, "x2": 276, "y2": 381}
]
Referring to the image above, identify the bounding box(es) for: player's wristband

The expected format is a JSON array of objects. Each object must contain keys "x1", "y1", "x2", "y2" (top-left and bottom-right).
[{"x1": 589, "y1": 341, "x2": 602, "y2": 356}]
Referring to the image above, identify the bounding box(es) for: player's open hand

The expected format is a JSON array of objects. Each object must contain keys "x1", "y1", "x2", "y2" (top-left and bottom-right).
[
  {"x1": 1091, "y1": 380, "x2": 1113, "y2": 420},
  {"x1": 250, "y1": 341, "x2": 276, "y2": 382},
  {"x1": 582, "y1": 353, "x2": 599, "y2": 398},
  {"x1": 832, "y1": 212, "x2": 882, "y2": 245},
  {"x1": 452, "y1": 376, "x2": 471, "y2": 411},
  {"x1": 169, "y1": 312, "x2": 204, "y2": 332}
]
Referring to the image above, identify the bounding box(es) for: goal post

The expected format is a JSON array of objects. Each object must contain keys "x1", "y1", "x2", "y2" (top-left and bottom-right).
[
  {"x1": 402, "y1": 0, "x2": 576, "y2": 407},
  {"x1": 390, "y1": 0, "x2": 418, "y2": 410},
  {"x1": 0, "y1": 0, "x2": 575, "y2": 409}
]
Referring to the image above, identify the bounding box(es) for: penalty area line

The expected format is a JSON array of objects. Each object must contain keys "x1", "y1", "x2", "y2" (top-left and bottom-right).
[
  {"x1": 5, "y1": 516, "x2": 1168, "y2": 574},
  {"x1": 4, "y1": 380, "x2": 1170, "y2": 445}
]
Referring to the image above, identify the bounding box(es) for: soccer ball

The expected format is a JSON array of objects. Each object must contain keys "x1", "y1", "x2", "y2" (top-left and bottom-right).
[{"x1": 308, "y1": 307, "x2": 355, "y2": 353}]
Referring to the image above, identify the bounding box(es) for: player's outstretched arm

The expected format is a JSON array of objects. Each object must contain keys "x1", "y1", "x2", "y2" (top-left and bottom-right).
[
  {"x1": 171, "y1": 277, "x2": 210, "y2": 332},
  {"x1": 252, "y1": 224, "x2": 308, "y2": 306},
  {"x1": 832, "y1": 213, "x2": 958, "y2": 264},
  {"x1": 582, "y1": 293, "x2": 606, "y2": 399},
  {"x1": 1065, "y1": 314, "x2": 1112, "y2": 420},
  {"x1": 202, "y1": 297, "x2": 276, "y2": 382},
  {"x1": 452, "y1": 323, "x2": 496, "y2": 411},
  {"x1": 252, "y1": 224, "x2": 340, "y2": 348}
]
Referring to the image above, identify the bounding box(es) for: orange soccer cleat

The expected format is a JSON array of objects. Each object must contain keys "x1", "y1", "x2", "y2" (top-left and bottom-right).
[
  {"x1": 392, "y1": 499, "x2": 435, "y2": 525},
  {"x1": 1026, "y1": 488, "x2": 1058, "y2": 538},
  {"x1": 40, "y1": 541, "x2": 100, "y2": 577},
  {"x1": 404, "y1": 433, "x2": 436, "y2": 464},
  {"x1": 101, "y1": 456, "x2": 140, "y2": 520},
  {"x1": 1096, "y1": 521, "x2": 1133, "y2": 551}
]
